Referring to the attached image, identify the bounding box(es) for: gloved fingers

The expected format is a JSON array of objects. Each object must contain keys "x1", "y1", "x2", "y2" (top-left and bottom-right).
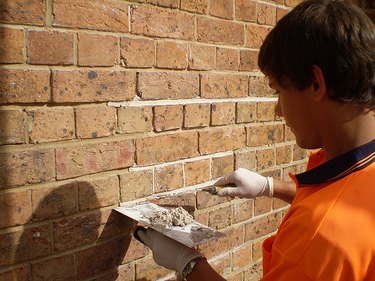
[{"x1": 135, "y1": 226, "x2": 151, "y2": 247}]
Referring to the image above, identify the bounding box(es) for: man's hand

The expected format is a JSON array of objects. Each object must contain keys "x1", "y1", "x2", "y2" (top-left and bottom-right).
[{"x1": 215, "y1": 168, "x2": 274, "y2": 198}]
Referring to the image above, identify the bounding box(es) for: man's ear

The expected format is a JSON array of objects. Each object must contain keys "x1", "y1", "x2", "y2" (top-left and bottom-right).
[{"x1": 311, "y1": 65, "x2": 327, "y2": 101}]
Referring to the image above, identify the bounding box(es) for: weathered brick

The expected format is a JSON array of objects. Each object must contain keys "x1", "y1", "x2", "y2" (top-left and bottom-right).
[
  {"x1": 56, "y1": 140, "x2": 134, "y2": 179},
  {"x1": 120, "y1": 170, "x2": 153, "y2": 202},
  {"x1": 27, "y1": 30, "x2": 73, "y2": 65},
  {"x1": 150, "y1": 193, "x2": 196, "y2": 213},
  {"x1": 0, "y1": 109, "x2": 25, "y2": 144},
  {"x1": 246, "y1": 24, "x2": 271, "y2": 49},
  {"x1": 118, "y1": 106, "x2": 153, "y2": 133},
  {"x1": 226, "y1": 271, "x2": 243, "y2": 281},
  {"x1": 117, "y1": 236, "x2": 149, "y2": 263},
  {"x1": 0, "y1": 0, "x2": 45, "y2": 25},
  {"x1": 52, "y1": 70, "x2": 136, "y2": 103},
  {"x1": 245, "y1": 212, "x2": 281, "y2": 241},
  {"x1": 156, "y1": 41, "x2": 188, "y2": 69},
  {"x1": 246, "y1": 123, "x2": 283, "y2": 146},
  {"x1": 254, "y1": 196, "x2": 272, "y2": 216},
  {"x1": 120, "y1": 37, "x2": 155, "y2": 68},
  {"x1": 256, "y1": 148, "x2": 275, "y2": 170},
  {"x1": 154, "y1": 105, "x2": 183, "y2": 132},
  {"x1": 249, "y1": 75, "x2": 274, "y2": 97},
  {"x1": 199, "y1": 127, "x2": 246, "y2": 155},
  {"x1": 208, "y1": 205, "x2": 231, "y2": 229},
  {"x1": 285, "y1": 125, "x2": 295, "y2": 141},
  {"x1": 235, "y1": 149, "x2": 257, "y2": 170},
  {"x1": 277, "y1": 7, "x2": 290, "y2": 21},
  {"x1": 137, "y1": 131, "x2": 198, "y2": 165},
  {"x1": 0, "y1": 148, "x2": 54, "y2": 188},
  {"x1": 240, "y1": 50, "x2": 259, "y2": 72},
  {"x1": 188, "y1": 44, "x2": 215, "y2": 70},
  {"x1": 31, "y1": 254, "x2": 75, "y2": 281},
  {"x1": 78, "y1": 34, "x2": 118, "y2": 67},
  {"x1": 211, "y1": 102, "x2": 236, "y2": 126},
  {"x1": 212, "y1": 154, "x2": 235, "y2": 179},
  {"x1": 0, "y1": 69, "x2": 50, "y2": 103},
  {"x1": 0, "y1": 190, "x2": 31, "y2": 228},
  {"x1": 293, "y1": 144, "x2": 307, "y2": 161},
  {"x1": 147, "y1": 0, "x2": 179, "y2": 8},
  {"x1": 276, "y1": 145, "x2": 292, "y2": 165},
  {"x1": 211, "y1": 253, "x2": 231, "y2": 276},
  {"x1": 27, "y1": 108, "x2": 74, "y2": 143},
  {"x1": 210, "y1": 0, "x2": 234, "y2": 19},
  {"x1": 75, "y1": 106, "x2": 116, "y2": 138},
  {"x1": 235, "y1": 0, "x2": 256, "y2": 22},
  {"x1": 196, "y1": 190, "x2": 229, "y2": 209},
  {"x1": 114, "y1": 264, "x2": 136, "y2": 281},
  {"x1": 285, "y1": 0, "x2": 301, "y2": 8},
  {"x1": 201, "y1": 74, "x2": 248, "y2": 98},
  {"x1": 0, "y1": 27, "x2": 23, "y2": 63},
  {"x1": 197, "y1": 16, "x2": 244, "y2": 45},
  {"x1": 273, "y1": 197, "x2": 289, "y2": 210},
  {"x1": 216, "y1": 47, "x2": 239, "y2": 71},
  {"x1": 180, "y1": 0, "x2": 208, "y2": 14},
  {"x1": 233, "y1": 199, "x2": 253, "y2": 223},
  {"x1": 257, "y1": 2, "x2": 277, "y2": 26},
  {"x1": 236, "y1": 102, "x2": 256, "y2": 124},
  {"x1": 155, "y1": 164, "x2": 183, "y2": 193},
  {"x1": 31, "y1": 183, "x2": 78, "y2": 221},
  {"x1": 257, "y1": 101, "x2": 276, "y2": 121},
  {"x1": 232, "y1": 243, "x2": 253, "y2": 270},
  {"x1": 184, "y1": 103, "x2": 210, "y2": 128},
  {"x1": 78, "y1": 176, "x2": 119, "y2": 210},
  {"x1": 131, "y1": 5, "x2": 194, "y2": 40},
  {"x1": 53, "y1": 0, "x2": 129, "y2": 32},
  {"x1": 135, "y1": 257, "x2": 171, "y2": 280},
  {"x1": 0, "y1": 266, "x2": 29, "y2": 281},
  {"x1": 138, "y1": 72, "x2": 199, "y2": 100},
  {"x1": 185, "y1": 159, "x2": 210, "y2": 186}
]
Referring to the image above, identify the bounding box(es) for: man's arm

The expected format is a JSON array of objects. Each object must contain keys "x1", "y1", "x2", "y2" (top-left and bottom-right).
[
  {"x1": 187, "y1": 259, "x2": 225, "y2": 281},
  {"x1": 273, "y1": 179, "x2": 296, "y2": 204}
]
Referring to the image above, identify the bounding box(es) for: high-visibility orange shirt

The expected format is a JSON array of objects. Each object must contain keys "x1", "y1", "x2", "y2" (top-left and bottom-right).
[{"x1": 262, "y1": 139, "x2": 375, "y2": 280}]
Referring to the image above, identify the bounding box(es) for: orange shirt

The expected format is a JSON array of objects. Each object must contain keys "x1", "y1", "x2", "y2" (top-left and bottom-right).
[{"x1": 262, "y1": 140, "x2": 375, "y2": 280}]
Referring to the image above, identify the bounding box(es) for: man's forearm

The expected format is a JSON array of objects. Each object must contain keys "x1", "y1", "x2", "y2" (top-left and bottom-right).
[{"x1": 273, "y1": 179, "x2": 296, "y2": 204}]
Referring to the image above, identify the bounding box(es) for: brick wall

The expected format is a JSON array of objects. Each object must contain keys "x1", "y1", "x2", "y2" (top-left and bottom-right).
[{"x1": 0, "y1": 0, "x2": 311, "y2": 280}]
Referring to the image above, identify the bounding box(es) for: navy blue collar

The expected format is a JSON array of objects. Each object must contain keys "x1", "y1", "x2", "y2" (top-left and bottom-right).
[{"x1": 296, "y1": 139, "x2": 375, "y2": 186}]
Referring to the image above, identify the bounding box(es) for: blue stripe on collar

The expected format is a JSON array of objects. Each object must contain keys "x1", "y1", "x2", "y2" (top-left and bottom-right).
[{"x1": 296, "y1": 139, "x2": 375, "y2": 186}]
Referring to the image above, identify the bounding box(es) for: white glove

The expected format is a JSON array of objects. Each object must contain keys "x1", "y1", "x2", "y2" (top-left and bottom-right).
[
  {"x1": 215, "y1": 168, "x2": 273, "y2": 198},
  {"x1": 137, "y1": 228, "x2": 203, "y2": 274}
]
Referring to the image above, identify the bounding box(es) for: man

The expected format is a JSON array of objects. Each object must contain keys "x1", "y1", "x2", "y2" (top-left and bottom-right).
[{"x1": 137, "y1": 0, "x2": 375, "y2": 279}]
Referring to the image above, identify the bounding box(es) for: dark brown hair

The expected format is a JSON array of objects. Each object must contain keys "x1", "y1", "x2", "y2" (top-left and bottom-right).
[{"x1": 258, "y1": 0, "x2": 375, "y2": 108}]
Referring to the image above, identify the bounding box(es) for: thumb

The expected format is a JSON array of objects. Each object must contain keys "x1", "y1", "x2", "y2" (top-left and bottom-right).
[
  {"x1": 217, "y1": 187, "x2": 239, "y2": 197},
  {"x1": 135, "y1": 227, "x2": 151, "y2": 247}
]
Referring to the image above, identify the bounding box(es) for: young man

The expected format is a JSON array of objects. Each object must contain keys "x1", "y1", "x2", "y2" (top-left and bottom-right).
[{"x1": 137, "y1": 0, "x2": 375, "y2": 280}]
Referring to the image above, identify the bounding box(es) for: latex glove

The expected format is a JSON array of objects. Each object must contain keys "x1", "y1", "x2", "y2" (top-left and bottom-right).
[
  {"x1": 215, "y1": 168, "x2": 274, "y2": 198},
  {"x1": 137, "y1": 228, "x2": 203, "y2": 274}
]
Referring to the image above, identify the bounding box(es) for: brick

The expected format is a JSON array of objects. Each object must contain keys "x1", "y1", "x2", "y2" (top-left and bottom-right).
[
  {"x1": 254, "y1": 196, "x2": 272, "y2": 216},
  {"x1": 276, "y1": 145, "x2": 292, "y2": 165},
  {"x1": 194, "y1": 211, "x2": 208, "y2": 225},
  {"x1": 199, "y1": 127, "x2": 246, "y2": 155},
  {"x1": 257, "y1": 101, "x2": 276, "y2": 121},
  {"x1": 115, "y1": 264, "x2": 136, "y2": 281},
  {"x1": 138, "y1": 71, "x2": 199, "y2": 100},
  {"x1": 120, "y1": 37, "x2": 155, "y2": 68},
  {"x1": 184, "y1": 103, "x2": 210, "y2": 128},
  {"x1": 235, "y1": 0, "x2": 256, "y2": 22},
  {"x1": 246, "y1": 24, "x2": 271, "y2": 49},
  {"x1": 0, "y1": 148, "x2": 54, "y2": 188},
  {"x1": 273, "y1": 197, "x2": 289, "y2": 210},
  {"x1": 0, "y1": 190, "x2": 31, "y2": 228},
  {"x1": 131, "y1": 5, "x2": 194, "y2": 40},
  {"x1": 0, "y1": 109, "x2": 25, "y2": 144},
  {"x1": 137, "y1": 131, "x2": 198, "y2": 165},
  {"x1": 257, "y1": 2, "x2": 277, "y2": 25},
  {"x1": 118, "y1": 106, "x2": 153, "y2": 133},
  {"x1": 147, "y1": 0, "x2": 179, "y2": 8},
  {"x1": 155, "y1": 164, "x2": 183, "y2": 193},
  {"x1": 240, "y1": 49, "x2": 259, "y2": 72},
  {"x1": 201, "y1": 74, "x2": 248, "y2": 98},
  {"x1": 0, "y1": 27, "x2": 23, "y2": 63},
  {"x1": 78, "y1": 176, "x2": 119, "y2": 210},
  {"x1": 0, "y1": 266, "x2": 29, "y2": 281},
  {"x1": 236, "y1": 102, "x2": 256, "y2": 124},
  {"x1": 196, "y1": 190, "x2": 229, "y2": 209},
  {"x1": 285, "y1": 125, "x2": 295, "y2": 141},
  {"x1": 0, "y1": 69, "x2": 50, "y2": 103},
  {"x1": 197, "y1": 16, "x2": 244, "y2": 45},
  {"x1": 117, "y1": 236, "x2": 149, "y2": 263},
  {"x1": 245, "y1": 213, "x2": 281, "y2": 241},
  {"x1": 31, "y1": 254, "x2": 75, "y2": 280},
  {"x1": 208, "y1": 205, "x2": 231, "y2": 229},
  {"x1": 135, "y1": 257, "x2": 171, "y2": 280},
  {"x1": 216, "y1": 47, "x2": 239, "y2": 71},
  {"x1": 78, "y1": 34, "x2": 118, "y2": 66},
  {"x1": 52, "y1": 70, "x2": 136, "y2": 103},
  {"x1": 233, "y1": 199, "x2": 253, "y2": 223},
  {"x1": 156, "y1": 41, "x2": 188, "y2": 69},
  {"x1": 211, "y1": 253, "x2": 231, "y2": 276},
  {"x1": 185, "y1": 159, "x2": 210, "y2": 186},
  {"x1": 180, "y1": 0, "x2": 208, "y2": 14},
  {"x1": 227, "y1": 271, "x2": 243, "y2": 281},
  {"x1": 232, "y1": 243, "x2": 253, "y2": 270},
  {"x1": 27, "y1": 108, "x2": 74, "y2": 143},
  {"x1": 277, "y1": 7, "x2": 290, "y2": 21},
  {"x1": 76, "y1": 242, "x2": 117, "y2": 279},
  {"x1": 246, "y1": 124, "x2": 283, "y2": 146},
  {"x1": 154, "y1": 105, "x2": 183, "y2": 131},
  {"x1": 285, "y1": 0, "x2": 301, "y2": 7},
  {"x1": 256, "y1": 148, "x2": 275, "y2": 170},
  {"x1": 244, "y1": 261, "x2": 263, "y2": 280},
  {"x1": 0, "y1": 224, "x2": 51, "y2": 267},
  {"x1": 0, "y1": 0, "x2": 45, "y2": 25},
  {"x1": 75, "y1": 106, "x2": 116, "y2": 138},
  {"x1": 56, "y1": 140, "x2": 134, "y2": 179},
  {"x1": 31, "y1": 183, "x2": 78, "y2": 221},
  {"x1": 235, "y1": 149, "x2": 257, "y2": 170},
  {"x1": 188, "y1": 44, "x2": 215, "y2": 70},
  {"x1": 211, "y1": 102, "x2": 236, "y2": 126},
  {"x1": 53, "y1": 0, "x2": 129, "y2": 32},
  {"x1": 212, "y1": 154, "x2": 235, "y2": 179},
  {"x1": 150, "y1": 193, "x2": 196, "y2": 213},
  {"x1": 249, "y1": 76, "x2": 274, "y2": 97},
  {"x1": 27, "y1": 30, "x2": 73, "y2": 65},
  {"x1": 210, "y1": 0, "x2": 234, "y2": 19},
  {"x1": 293, "y1": 144, "x2": 307, "y2": 161},
  {"x1": 120, "y1": 170, "x2": 153, "y2": 201}
]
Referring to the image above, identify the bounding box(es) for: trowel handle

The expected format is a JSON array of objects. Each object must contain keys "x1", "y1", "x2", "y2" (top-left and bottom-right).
[{"x1": 133, "y1": 226, "x2": 147, "y2": 245}]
